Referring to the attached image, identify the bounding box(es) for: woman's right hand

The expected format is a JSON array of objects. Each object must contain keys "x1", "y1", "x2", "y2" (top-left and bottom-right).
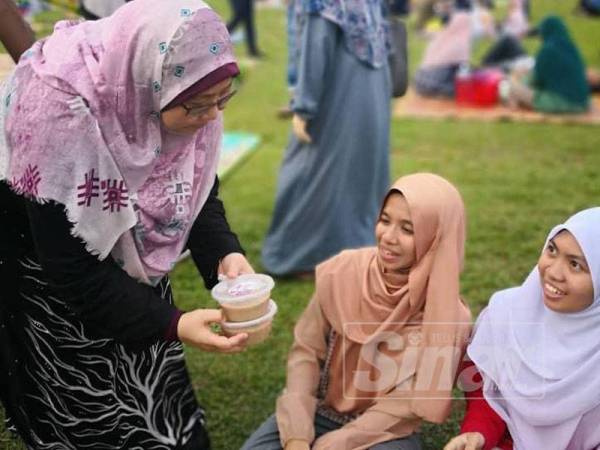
[
  {"x1": 177, "y1": 309, "x2": 248, "y2": 353},
  {"x1": 284, "y1": 439, "x2": 310, "y2": 450},
  {"x1": 443, "y1": 432, "x2": 485, "y2": 450}
]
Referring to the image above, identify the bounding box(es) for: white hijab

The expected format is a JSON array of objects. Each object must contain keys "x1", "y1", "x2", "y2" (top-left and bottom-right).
[{"x1": 468, "y1": 208, "x2": 600, "y2": 450}]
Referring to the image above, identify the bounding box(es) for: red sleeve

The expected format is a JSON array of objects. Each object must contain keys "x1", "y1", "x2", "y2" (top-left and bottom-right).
[{"x1": 458, "y1": 360, "x2": 508, "y2": 450}]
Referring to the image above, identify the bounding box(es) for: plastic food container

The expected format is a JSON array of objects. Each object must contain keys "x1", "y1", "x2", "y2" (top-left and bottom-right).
[
  {"x1": 211, "y1": 274, "x2": 275, "y2": 322},
  {"x1": 221, "y1": 300, "x2": 278, "y2": 346}
]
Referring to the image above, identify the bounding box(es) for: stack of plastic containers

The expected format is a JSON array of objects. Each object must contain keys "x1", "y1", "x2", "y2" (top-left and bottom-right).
[{"x1": 211, "y1": 274, "x2": 277, "y2": 345}]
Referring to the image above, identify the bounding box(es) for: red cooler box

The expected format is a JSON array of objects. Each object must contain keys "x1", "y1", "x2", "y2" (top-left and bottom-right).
[{"x1": 455, "y1": 69, "x2": 504, "y2": 107}]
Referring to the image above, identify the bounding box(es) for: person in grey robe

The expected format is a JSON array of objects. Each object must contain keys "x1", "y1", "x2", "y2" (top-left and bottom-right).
[{"x1": 261, "y1": 0, "x2": 392, "y2": 277}]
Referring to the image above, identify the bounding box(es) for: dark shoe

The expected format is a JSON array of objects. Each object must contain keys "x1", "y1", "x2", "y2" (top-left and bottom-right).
[{"x1": 248, "y1": 50, "x2": 265, "y2": 60}]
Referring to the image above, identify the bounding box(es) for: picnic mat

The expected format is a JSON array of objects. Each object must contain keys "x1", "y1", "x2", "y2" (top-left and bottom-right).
[
  {"x1": 393, "y1": 88, "x2": 600, "y2": 125},
  {"x1": 218, "y1": 132, "x2": 260, "y2": 179}
]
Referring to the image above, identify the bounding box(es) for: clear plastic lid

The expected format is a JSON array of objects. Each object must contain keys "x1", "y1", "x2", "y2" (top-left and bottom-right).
[
  {"x1": 211, "y1": 273, "x2": 275, "y2": 305},
  {"x1": 221, "y1": 300, "x2": 278, "y2": 329}
]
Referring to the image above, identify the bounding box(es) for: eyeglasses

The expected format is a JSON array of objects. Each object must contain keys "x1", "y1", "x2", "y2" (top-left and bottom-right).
[{"x1": 180, "y1": 90, "x2": 237, "y2": 117}]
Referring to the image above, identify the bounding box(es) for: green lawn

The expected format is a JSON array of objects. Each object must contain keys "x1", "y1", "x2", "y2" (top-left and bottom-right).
[{"x1": 1, "y1": 0, "x2": 600, "y2": 449}]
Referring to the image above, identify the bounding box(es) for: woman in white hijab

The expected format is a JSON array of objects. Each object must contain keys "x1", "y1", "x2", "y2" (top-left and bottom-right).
[{"x1": 445, "y1": 207, "x2": 600, "y2": 450}]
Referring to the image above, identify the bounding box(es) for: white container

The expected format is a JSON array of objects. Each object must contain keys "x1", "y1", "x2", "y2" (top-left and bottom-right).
[
  {"x1": 221, "y1": 300, "x2": 278, "y2": 346},
  {"x1": 211, "y1": 273, "x2": 275, "y2": 322}
]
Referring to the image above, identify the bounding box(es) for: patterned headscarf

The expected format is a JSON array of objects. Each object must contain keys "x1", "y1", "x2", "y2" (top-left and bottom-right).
[
  {"x1": 292, "y1": 0, "x2": 390, "y2": 69},
  {"x1": 0, "y1": 0, "x2": 238, "y2": 285}
]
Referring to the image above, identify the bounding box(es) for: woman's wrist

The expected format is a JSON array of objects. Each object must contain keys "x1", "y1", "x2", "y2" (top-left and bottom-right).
[{"x1": 164, "y1": 309, "x2": 184, "y2": 342}]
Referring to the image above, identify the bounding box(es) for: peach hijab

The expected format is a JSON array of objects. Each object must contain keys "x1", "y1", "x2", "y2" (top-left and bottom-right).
[{"x1": 316, "y1": 173, "x2": 472, "y2": 423}]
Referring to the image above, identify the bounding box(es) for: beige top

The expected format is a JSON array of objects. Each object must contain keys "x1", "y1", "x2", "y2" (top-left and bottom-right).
[{"x1": 276, "y1": 295, "x2": 422, "y2": 450}]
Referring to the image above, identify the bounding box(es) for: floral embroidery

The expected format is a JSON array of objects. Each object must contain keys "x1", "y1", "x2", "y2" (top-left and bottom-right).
[
  {"x1": 153, "y1": 81, "x2": 161, "y2": 92},
  {"x1": 180, "y1": 8, "x2": 191, "y2": 17},
  {"x1": 209, "y1": 43, "x2": 221, "y2": 55},
  {"x1": 158, "y1": 42, "x2": 168, "y2": 54}
]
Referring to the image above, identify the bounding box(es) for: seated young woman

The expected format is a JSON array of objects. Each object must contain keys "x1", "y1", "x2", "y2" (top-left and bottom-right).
[
  {"x1": 243, "y1": 173, "x2": 472, "y2": 450},
  {"x1": 445, "y1": 208, "x2": 600, "y2": 450}
]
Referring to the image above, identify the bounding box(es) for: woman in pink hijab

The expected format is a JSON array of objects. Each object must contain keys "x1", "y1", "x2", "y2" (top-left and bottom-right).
[
  {"x1": 243, "y1": 173, "x2": 472, "y2": 450},
  {"x1": 0, "y1": 0, "x2": 254, "y2": 448}
]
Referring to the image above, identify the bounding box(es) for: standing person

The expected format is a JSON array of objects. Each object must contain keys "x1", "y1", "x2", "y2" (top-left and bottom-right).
[
  {"x1": 413, "y1": 0, "x2": 437, "y2": 32},
  {"x1": 227, "y1": 0, "x2": 262, "y2": 57},
  {"x1": 245, "y1": 173, "x2": 472, "y2": 450},
  {"x1": 277, "y1": 0, "x2": 299, "y2": 118},
  {"x1": 79, "y1": 0, "x2": 127, "y2": 20},
  {"x1": 445, "y1": 208, "x2": 600, "y2": 450},
  {"x1": 0, "y1": 1, "x2": 253, "y2": 448},
  {"x1": 0, "y1": 0, "x2": 35, "y2": 63},
  {"x1": 262, "y1": 0, "x2": 392, "y2": 277},
  {"x1": 502, "y1": 0, "x2": 528, "y2": 37}
]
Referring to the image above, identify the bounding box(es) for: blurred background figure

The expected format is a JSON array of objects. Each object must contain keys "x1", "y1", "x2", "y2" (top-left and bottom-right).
[
  {"x1": 389, "y1": 0, "x2": 410, "y2": 16},
  {"x1": 277, "y1": 0, "x2": 299, "y2": 118},
  {"x1": 262, "y1": 0, "x2": 392, "y2": 278},
  {"x1": 413, "y1": 0, "x2": 437, "y2": 32},
  {"x1": 578, "y1": 0, "x2": 600, "y2": 16},
  {"x1": 481, "y1": 0, "x2": 530, "y2": 69},
  {"x1": 227, "y1": 0, "x2": 263, "y2": 58},
  {"x1": 413, "y1": 0, "x2": 474, "y2": 33},
  {"x1": 15, "y1": 0, "x2": 48, "y2": 20},
  {"x1": 79, "y1": 0, "x2": 126, "y2": 20},
  {"x1": 0, "y1": 0, "x2": 35, "y2": 62},
  {"x1": 413, "y1": 11, "x2": 488, "y2": 97},
  {"x1": 505, "y1": 15, "x2": 590, "y2": 113},
  {"x1": 503, "y1": 0, "x2": 529, "y2": 36}
]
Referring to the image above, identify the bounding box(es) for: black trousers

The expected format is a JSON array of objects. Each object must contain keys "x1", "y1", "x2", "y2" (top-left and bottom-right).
[{"x1": 227, "y1": 0, "x2": 259, "y2": 56}]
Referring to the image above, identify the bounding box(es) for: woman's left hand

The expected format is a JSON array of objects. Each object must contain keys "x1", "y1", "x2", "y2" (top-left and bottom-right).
[
  {"x1": 292, "y1": 114, "x2": 312, "y2": 144},
  {"x1": 218, "y1": 252, "x2": 255, "y2": 279}
]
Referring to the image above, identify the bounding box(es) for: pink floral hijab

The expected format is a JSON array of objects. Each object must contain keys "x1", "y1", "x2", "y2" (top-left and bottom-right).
[{"x1": 0, "y1": 0, "x2": 238, "y2": 285}]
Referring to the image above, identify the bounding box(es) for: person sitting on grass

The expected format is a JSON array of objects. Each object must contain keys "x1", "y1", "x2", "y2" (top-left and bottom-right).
[
  {"x1": 505, "y1": 16, "x2": 590, "y2": 113},
  {"x1": 414, "y1": 8, "x2": 495, "y2": 98},
  {"x1": 445, "y1": 208, "x2": 600, "y2": 450},
  {"x1": 243, "y1": 173, "x2": 472, "y2": 450}
]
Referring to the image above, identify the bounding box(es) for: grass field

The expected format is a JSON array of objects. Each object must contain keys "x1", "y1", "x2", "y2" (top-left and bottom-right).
[{"x1": 1, "y1": 0, "x2": 600, "y2": 449}]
